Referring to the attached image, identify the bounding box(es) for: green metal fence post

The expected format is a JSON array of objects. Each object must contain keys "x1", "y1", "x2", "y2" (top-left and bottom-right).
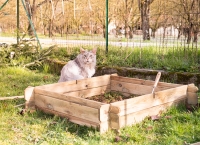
[
  {"x1": 106, "y1": 0, "x2": 108, "y2": 54},
  {"x1": 17, "y1": 0, "x2": 19, "y2": 44},
  {"x1": 0, "y1": 0, "x2": 9, "y2": 10},
  {"x1": 21, "y1": 0, "x2": 42, "y2": 50}
]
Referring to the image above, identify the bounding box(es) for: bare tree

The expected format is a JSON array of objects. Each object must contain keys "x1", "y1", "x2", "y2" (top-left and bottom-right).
[
  {"x1": 123, "y1": 0, "x2": 134, "y2": 38},
  {"x1": 92, "y1": 0, "x2": 112, "y2": 38},
  {"x1": 149, "y1": 0, "x2": 164, "y2": 38},
  {"x1": 24, "y1": 0, "x2": 37, "y2": 36},
  {"x1": 170, "y1": 0, "x2": 200, "y2": 44},
  {"x1": 138, "y1": 0, "x2": 154, "y2": 40},
  {"x1": 0, "y1": 0, "x2": 18, "y2": 33}
]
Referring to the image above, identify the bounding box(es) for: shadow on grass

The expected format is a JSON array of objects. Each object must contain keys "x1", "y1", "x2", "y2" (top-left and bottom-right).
[
  {"x1": 1, "y1": 99, "x2": 102, "y2": 139},
  {"x1": 25, "y1": 108, "x2": 99, "y2": 138}
]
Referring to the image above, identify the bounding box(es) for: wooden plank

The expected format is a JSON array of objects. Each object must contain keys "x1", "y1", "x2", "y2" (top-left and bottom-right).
[
  {"x1": 151, "y1": 72, "x2": 161, "y2": 94},
  {"x1": 111, "y1": 75, "x2": 181, "y2": 89},
  {"x1": 99, "y1": 104, "x2": 110, "y2": 122},
  {"x1": 36, "y1": 106, "x2": 99, "y2": 127},
  {"x1": 111, "y1": 80, "x2": 165, "y2": 95},
  {"x1": 35, "y1": 88, "x2": 105, "y2": 109},
  {"x1": 0, "y1": 96, "x2": 24, "y2": 100},
  {"x1": 190, "y1": 142, "x2": 200, "y2": 145},
  {"x1": 24, "y1": 86, "x2": 34, "y2": 101},
  {"x1": 24, "y1": 86, "x2": 35, "y2": 109},
  {"x1": 110, "y1": 85, "x2": 188, "y2": 114},
  {"x1": 35, "y1": 74, "x2": 111, "y2": 93},
  {"x1": 115, "y1": 95, "x2": 187, "y2": 116},
  {"x1": 99, "y1": 121, "x2": 110, "y2": 134},
  {"x1": 110, "y1": 98, "x2": 186, "y2": 129},
  {"x1": 14, "y1": 103, "x2": 25, "y2": 107},
  {"x1": 35, "y1": 94, "x2": 100, "y2": 123},
  {"x1": 37, "y1": 105, "x2": 110, "y2": 133},
  {"x1": 63, "y1": 86, "x2": 110, "y2": 98},
  {"x1": 187, "y1": 84, "x2": 199, "y2": 93}
]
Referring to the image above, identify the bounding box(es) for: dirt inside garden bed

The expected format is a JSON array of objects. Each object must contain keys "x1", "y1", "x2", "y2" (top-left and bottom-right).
[{"x1": 86, "y1": 91, "x2": 138, "y2": 104}]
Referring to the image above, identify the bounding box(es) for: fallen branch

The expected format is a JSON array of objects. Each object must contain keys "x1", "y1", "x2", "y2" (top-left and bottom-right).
[
  {"x1": 23, "y1": 45, "x2": 56, "y2": 68},
  {"x1": 0, "y1": 96, "x2": 24, "y2": 100},
  {"x1": 14, "y1": 103, "x2": 25, "y2": 108},
  {"x1": 124, "y1": 50, "x2": 134, "y2": 61}
]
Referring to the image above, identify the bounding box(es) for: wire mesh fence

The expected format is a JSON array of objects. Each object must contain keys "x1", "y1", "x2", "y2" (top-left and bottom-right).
[{"x1": 1, "y1": 25, "x2": 199, "y2": 48}]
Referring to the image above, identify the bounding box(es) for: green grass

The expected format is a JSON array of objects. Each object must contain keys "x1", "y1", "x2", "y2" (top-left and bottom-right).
[
  {"x1": 1, "y1": 35, "x2": 200, "y2": 72},
  {"x1": 0, "y1": 66, "x2": 200, "y2": 144},
  {"x1": 94, "y1": 46, "x2": 200, "y2": 73},
  {"x1": 0, "y1": 67, "x2": 59, "y2": 96},
  {"x1": 45, "y1": 45, "x2": 200, "y2": 73}
]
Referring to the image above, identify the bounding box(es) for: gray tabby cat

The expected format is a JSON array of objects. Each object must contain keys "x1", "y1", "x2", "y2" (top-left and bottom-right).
[{"x1": 58, "y1": 48, "x2": 97, "y2": 82}]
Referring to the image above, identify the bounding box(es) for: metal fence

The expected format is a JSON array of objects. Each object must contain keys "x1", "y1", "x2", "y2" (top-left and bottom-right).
[
  {"x1": 0, "y1": 0, "x2": 200, "y2": 50},
  {"x1": 1, "y1": 26, "x2": 199, "y2": 49}
]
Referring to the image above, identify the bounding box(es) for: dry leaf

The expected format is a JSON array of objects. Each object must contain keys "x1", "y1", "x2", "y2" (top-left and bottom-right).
[
  {"x1": 165, "y1": 116, "x2": 172, "y2": 119},
  {"x1": 114, "y1": 136, "x2": 122, "y2": 142}
]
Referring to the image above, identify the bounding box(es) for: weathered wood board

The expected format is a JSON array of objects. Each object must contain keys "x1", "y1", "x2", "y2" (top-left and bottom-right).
[
  {"x1": 110, "y1": 98, "x2": 186, "y2": 129},
  {"x1": 109, "y1": 85, "x2": 188, "y2": 114},
  {"x1": 24, "y1": 74, "x2": 198, "y2": 133}
]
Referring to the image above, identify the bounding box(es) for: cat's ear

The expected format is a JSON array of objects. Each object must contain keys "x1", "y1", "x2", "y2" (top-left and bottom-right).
[
  {"x1": 92, "y1": 48, "x2": 97, "y2": 54},
  {"x1": 80, "y1": 47, "x2": 85, "y2": 54}
]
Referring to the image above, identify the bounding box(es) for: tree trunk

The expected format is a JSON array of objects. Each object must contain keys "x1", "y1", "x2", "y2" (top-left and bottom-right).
[
  {"x1": 25, "y1": 0, "x2": 36, "y2": 36},
  {"x1": 48, "y1": 19, "x2": 53, "y2": 38},
  {"x1": 124, "y1": 0, "x2": 129, "y2": 38},
  {"x1": 151, "y1": 29, "x2": 156, "y2": 38},
  {"x1": 103, "y1": 24, "x2": 106, "y2": 38},
  {"x1": 66, "y1": 24, "x2": 69, "y2": 38},
  {"x1": 187, "y1": 24, "x2": 193, "y2": 44},
  {"x1": 140, "y1": 0, "x2": 151, "y2": 41},
  {"x1": 162, "y1": 27, "x2": 166, "y2": 44},
  {"x1": 187, "y1": 31, "x2": 192, "y2": 44},
  {"x1": 177, "y1": 28, "x2": 181, "y2": 39},
  {"x1": 193, "y1": 28, "x2": 198, "y2": 43},
  {"x1": 42, "y1": 23, "x2": 46, "y2": 36},
  {"x1": 128, "y1": 26, "x2": 133, "y2": 39},
  {"x1": 60, "y1": 26, "x2": 63, "y2": 37},
  {"x1": 125, "y1": 19, "x2": 129, "y2": 38}
]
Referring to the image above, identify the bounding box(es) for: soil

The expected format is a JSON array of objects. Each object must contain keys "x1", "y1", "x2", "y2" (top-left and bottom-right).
[{"x1": 86, "y1": 91, "x2": 137, "y2": 104}]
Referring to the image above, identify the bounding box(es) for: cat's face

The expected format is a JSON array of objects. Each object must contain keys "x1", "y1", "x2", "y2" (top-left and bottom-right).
[{"x1": 80, "y1": 48, "x2": 96, "y2": 65}]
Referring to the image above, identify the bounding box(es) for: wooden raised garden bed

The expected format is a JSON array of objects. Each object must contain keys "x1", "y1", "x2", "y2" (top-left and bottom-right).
[{"x1": 24, "y1": 74, "x2": 198, "y2": 133}]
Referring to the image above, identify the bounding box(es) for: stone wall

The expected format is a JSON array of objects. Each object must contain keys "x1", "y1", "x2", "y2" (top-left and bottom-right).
[{"x1": 45, "y1": 59, "x2": 200, "y2": 88}]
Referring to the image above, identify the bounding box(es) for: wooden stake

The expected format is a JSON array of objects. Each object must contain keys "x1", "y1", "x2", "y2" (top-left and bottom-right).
[
  {"x1": 152, "y1": 72, "x2": 161, "y2": 94},
  {"x1": 0, "y1": 96, "x2": 24, "y2": 101},
  {"x1": 14, "y1": 103, "x2": 25, "y2": 108}
]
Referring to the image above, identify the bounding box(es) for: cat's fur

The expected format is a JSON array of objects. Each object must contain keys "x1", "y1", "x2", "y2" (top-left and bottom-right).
[{"x1": 58, "y1": 48, "x2": 97, "y2": 82}]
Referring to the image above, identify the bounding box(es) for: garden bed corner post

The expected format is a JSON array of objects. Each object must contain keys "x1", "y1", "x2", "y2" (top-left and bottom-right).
[
  {"x1": 24, "y1": 86, "x2": 35, "y2": 110},
  {"x1": 187, "y1": 84, "x2": 198, "y2": 105}
]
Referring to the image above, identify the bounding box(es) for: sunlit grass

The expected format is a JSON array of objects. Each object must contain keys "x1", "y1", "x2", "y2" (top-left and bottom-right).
[
  {"x1": 0, "y1": 67, "x2": 59, "y2": 97},
  {"x1": 1, "y1": 100, "x2": 200, "y2": 144},
  {"x1": 0, "y1": 67, "x2": 200, "y2": 144},
  {"x1": 95, "y1": 46, "x2": 200, "y2": 72}
]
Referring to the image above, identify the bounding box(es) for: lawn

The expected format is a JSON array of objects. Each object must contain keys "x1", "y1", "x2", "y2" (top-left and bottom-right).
[{"x1": 0, "y1": 66, "x2": 200, "y2": 145}]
